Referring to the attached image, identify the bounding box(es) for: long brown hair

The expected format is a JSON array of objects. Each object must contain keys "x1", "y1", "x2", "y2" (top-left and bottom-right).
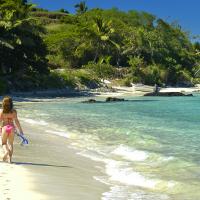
[{"x1": 2, "y1": 96, "x2": 13, "y2": 113}]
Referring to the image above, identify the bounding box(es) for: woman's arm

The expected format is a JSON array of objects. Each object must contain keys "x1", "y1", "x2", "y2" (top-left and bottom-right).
[
  {"x1": 0, "y1": 109, "x2": 2, "y2": 122},
  {"x1": 0, "y1": 110, "x2": 3, "y2": 127},
  {"x1": 14, "y1": 109, "x2": 24, "y2": 134}
]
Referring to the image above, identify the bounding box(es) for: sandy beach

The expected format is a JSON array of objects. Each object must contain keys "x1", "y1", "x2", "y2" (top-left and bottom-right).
[
  {"x1": 0, "y1": 85, "x2": 199, "y2": 200},
  {"x1": 93, "y1": 84, "x2": 200, "y2": 97},
  {"x1": 0, "y1": 123, "x2": 108, "y2": 200}
]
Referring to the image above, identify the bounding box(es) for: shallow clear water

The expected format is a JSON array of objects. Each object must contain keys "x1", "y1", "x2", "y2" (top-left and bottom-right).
[{"x1": 18, "y1": 94, "x2": 200, "y2": 200}]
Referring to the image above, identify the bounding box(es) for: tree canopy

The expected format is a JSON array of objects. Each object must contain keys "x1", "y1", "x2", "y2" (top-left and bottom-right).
[
  {"x1": 0, "y1": 0, "x2": 200, "y2": 93},
  {"x1": 46, "y1": 6, "x2": 200, "y2": 86},
  {"x1": 0, "y1": 0, "x2": 48, "y2": 91}
]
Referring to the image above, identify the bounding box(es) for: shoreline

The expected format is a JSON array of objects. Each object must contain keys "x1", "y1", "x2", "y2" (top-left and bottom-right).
[
  {"x1": 3, "y1": 84, "x2": 199, "y2": 100},
  {"x1": 0, "y1": 85, "x2": 200, "y2": 199},
  {"x1": 0, "y1": 122, "x2": 109, "y2": 200}
]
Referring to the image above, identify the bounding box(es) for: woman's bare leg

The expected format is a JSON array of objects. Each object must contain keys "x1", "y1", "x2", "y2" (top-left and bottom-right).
[
  {"x1": 1, "y1": 129, "x2": 9, "y2": 162},
  {"x1": 7, "y1": 130, "x2": 15, "y2": 163}
]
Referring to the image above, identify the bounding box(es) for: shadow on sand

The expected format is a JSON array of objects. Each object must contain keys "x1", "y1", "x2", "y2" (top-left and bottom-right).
[{"x1": 13, "y1": 161, "x2": 72, "y2": 168}]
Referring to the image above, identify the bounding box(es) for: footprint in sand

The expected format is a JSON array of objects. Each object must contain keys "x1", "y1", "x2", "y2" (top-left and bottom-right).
[{"x1": 0, "y1": 164, "x2": 12, "y2": 200}]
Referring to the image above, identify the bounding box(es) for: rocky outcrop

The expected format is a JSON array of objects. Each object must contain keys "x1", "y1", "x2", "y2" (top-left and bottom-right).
[
  {"x1": 82, "y1": 97, "x2": 126, "y2": 103},
  {"x1": 82, "y1": 99, "x2": 97, "y2": 103},
  {"x1": 105, "y1": 97, "x2": 125, "y2": 102}
]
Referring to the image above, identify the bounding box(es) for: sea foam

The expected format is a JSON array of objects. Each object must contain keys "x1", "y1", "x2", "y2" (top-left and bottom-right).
[
  {"x1": 105, "y1": 160, "x2": 158, "y2": 189},
  {"x1": 77, "y1": 150, "x2": 158, "y2": 189},
  {"x1": 102, "y1": 185, "x2": 170, "y2": 200},
  {"x1": 112, "y1": 145, "x2": 148, "y2": 161},
  {"x1": 45, "y1": 130, "x2": 69, "y2": 138},
  {"x1": 21, "y1": 118, "x2": 48, "y2": 126}
]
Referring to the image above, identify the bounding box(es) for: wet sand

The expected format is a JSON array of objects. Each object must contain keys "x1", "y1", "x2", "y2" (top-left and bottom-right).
[{"x1": 0, "y1": 123, "x2": 108, "y2": 200}]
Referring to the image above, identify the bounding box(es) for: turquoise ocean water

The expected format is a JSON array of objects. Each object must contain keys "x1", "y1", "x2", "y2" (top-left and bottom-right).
[{"x1": 19, "y1": 93, "x2": 200, "y2": 200}]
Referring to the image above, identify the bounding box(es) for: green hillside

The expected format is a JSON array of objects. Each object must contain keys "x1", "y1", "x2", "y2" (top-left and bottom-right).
[{"x1": 0, "y1": 0, "x2": 200, "y2": 94}]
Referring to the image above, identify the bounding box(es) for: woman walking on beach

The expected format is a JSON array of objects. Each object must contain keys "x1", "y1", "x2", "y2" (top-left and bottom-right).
[{"x1": 0, "y1": 96, "x2": 24, "y2": 163}]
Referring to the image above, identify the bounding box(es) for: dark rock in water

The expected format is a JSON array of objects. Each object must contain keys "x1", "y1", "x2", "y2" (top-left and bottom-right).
[
  {"x1": 82, "y1": 97, "x2": 126, "y2": 103},
  {"x1": 82, "y1": 99, "x2": 97, "y2": 103},
  {"x1": 144, "y1": 92, "x2": 193, "y2": 96},
  {"x1": 105, "y1": 97, "x2": 125, "y2": 102}
]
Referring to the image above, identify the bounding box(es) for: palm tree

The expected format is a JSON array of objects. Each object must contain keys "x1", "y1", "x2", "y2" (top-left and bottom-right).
[
  {"x1": 74, "y1": 1, "x2": 88, "y2": 14},
  {"x1": 0, "y1": 0, "x2": 47, "y2": 75},
  {"x1": 92, "y1": 16, "x2": 119, "y2": 62}
]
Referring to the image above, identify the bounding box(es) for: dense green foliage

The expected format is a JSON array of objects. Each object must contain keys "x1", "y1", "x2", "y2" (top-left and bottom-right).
[
  {"x1": 44, "y1": 7, "x2": 200, "y2": 86},
  {"x1": 0, "y1": 0, "x2": 200, "y2": 93},
  {"x1": 0, "y1": 0, "x2": 49, "y2": 92}
]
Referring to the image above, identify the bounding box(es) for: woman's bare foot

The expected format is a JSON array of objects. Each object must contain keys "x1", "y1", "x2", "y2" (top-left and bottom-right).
[
  {"x1": 7, "y1": 155, "x2": 12, "y2": 164},
  {"x1": 2, "y1": 151, "x2": 9, "y2": 162}
]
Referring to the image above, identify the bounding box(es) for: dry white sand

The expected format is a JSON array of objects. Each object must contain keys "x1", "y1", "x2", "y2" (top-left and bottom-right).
[
  {"x1": 159, "y1": 86, "x2": 200, "y2": 93},
  {"x1": 0, "y1": 161, "x2": 46, "y2": 200},
  {"x1": 95, "y1": 84, "x2": 200, "y2": 97}
]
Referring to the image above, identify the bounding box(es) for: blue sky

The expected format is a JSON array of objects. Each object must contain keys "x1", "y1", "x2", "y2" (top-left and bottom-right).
[{"x1": 30, "y1": 0, "x2": 199, "y2": 39}]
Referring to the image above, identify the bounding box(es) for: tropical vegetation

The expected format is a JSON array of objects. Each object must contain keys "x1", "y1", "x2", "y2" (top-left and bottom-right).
[{"x1": 0, "y1": 0, "x2": 200, "y2": 94}]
